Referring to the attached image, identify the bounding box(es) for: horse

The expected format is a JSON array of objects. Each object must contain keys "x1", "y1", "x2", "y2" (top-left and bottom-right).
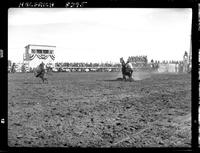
[
  {"x1": 34, "y1": 62, "x2": 48, "y2": 83},
  {"x1": 120, "y1": 57, "x2": 134, "y2": 81}
]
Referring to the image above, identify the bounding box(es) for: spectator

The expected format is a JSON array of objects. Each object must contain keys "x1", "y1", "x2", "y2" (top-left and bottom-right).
[{"x1": 11, "y1": 63, "x2": 16, "y2": 73}]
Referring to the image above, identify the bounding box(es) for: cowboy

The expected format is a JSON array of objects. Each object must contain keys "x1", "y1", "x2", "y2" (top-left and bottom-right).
[
  {"x1": 120, "y1": 57, "x2": 133, "y2": 81},
  {"x1": 34, "y1": 62, "x2": 47, "y2": 83},
  {"x1": 125, "y1": 59, "x2": 133, "y2": 73},
  {"x1": 35, "y1": 62, "x2": 45, "y2": 76}
]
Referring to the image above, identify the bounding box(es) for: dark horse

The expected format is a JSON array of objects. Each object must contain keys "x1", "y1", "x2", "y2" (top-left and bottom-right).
[
  {"x1": 120, "y1": 57, "x2": 134, "y2": 81},
  {"x1": 34, "y1": 62, "x2": 48, "y2": 83}
]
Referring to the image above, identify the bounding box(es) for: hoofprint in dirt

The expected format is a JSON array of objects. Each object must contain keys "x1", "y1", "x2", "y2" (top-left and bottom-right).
[{"x1": 8, "y1": 72, "x2": 191, "y2": 147}]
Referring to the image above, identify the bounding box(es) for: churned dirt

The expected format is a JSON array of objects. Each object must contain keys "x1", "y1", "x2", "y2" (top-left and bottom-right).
[{"x1": 8, "y1": 72, "x2": 191, "y2": 147}]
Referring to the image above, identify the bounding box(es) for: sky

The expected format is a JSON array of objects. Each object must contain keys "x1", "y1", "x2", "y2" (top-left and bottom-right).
[{"x1": 8, "y1": 8, "x2": 192, "y2": 63}]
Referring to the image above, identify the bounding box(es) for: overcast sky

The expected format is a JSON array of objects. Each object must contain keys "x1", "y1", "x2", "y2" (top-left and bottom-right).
[{"x1": 8, "y1": 8, "x2": 192, "y2": 63}]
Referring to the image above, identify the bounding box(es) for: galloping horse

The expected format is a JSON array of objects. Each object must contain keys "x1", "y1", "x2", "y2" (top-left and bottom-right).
[
  {"x1": 120, "y1": 57, "x2": 134, "y2": 81},
  {"x1": 34, "y1": 62, "x2": 48, "y2": 83}
]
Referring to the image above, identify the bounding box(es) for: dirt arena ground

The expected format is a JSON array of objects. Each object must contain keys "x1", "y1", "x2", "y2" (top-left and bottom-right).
[{"x1": 8, "y1": 71, "x2": 191, "y2": 147}]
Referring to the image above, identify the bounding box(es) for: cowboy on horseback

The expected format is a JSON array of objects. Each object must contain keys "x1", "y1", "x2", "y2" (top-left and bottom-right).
[
  {"x1": 120, "y1": 57, "x2": 134, "y2": 81},
  {"x1": 34, "y1": 62, "x2": 48, "y2": 83}
]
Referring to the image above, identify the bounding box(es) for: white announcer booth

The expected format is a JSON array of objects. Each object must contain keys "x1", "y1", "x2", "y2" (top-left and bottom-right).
[{"x1": 23, "y1": 44, "x2": 56, "y2": 70}]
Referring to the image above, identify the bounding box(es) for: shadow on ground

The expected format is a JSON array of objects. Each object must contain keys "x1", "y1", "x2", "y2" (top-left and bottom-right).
[{"x1": 99, "y1": 78, "x2": 136, "y2": 82}]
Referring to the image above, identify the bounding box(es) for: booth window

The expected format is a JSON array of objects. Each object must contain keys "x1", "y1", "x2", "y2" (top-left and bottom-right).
[
  {"x1": 31, "y1": 49, "x2": 36, "y2": 53},
  {"x1": 43, "y1": 50, "x2": 49, "y2": 54},
  {"x1": 37, "y1": 50, "x2": 42, "y2": 54}
]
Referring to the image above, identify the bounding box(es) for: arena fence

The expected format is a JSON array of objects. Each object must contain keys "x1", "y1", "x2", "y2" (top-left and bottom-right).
[{"x1": 8, "y1": 62, "x2": 190, "y2": 73}]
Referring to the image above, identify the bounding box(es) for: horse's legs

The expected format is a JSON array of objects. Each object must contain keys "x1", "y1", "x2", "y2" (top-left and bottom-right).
[
  {"x1": 39, "y1": 76, "x2": 44, "y2": 83},
  {"x1": 130, "y1": 71, "x2": 134, "y2": 81},
  {"x1": 123, "y1": 74, "x2": 126, "y2": 81},
  {"x1": 39, "y1": 76, "x2": 46, "y2": 83},
  {"x1": 39, "y1": 73, "x2": 48, "y2": 83},
  {"x1": 129, "y1": 76, "x2": 133, "y2": 82},
  {"x1": 44, "y1": 78, "x2": 48, "y2": 83},
  {"x1": 42, "y1": 76, "x2": 48, "y2": 83}
]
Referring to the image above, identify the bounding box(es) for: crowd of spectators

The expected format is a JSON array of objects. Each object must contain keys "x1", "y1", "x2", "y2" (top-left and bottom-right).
[
  {"x1": 156, "y1": 60, "x2": 183, "y2": 64},
  {"x1": 128, "y1": 56, "x2": 148, "y2": 64},
  {"x1": 53, "y1": 62, "x2": 122, "y2": 72},
  {"x1": 150, "y1": 59, "x2": 184, "y2": 66},
  {"x1": 55, "y1": 62, "x2": 121, "y2": 68}
]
